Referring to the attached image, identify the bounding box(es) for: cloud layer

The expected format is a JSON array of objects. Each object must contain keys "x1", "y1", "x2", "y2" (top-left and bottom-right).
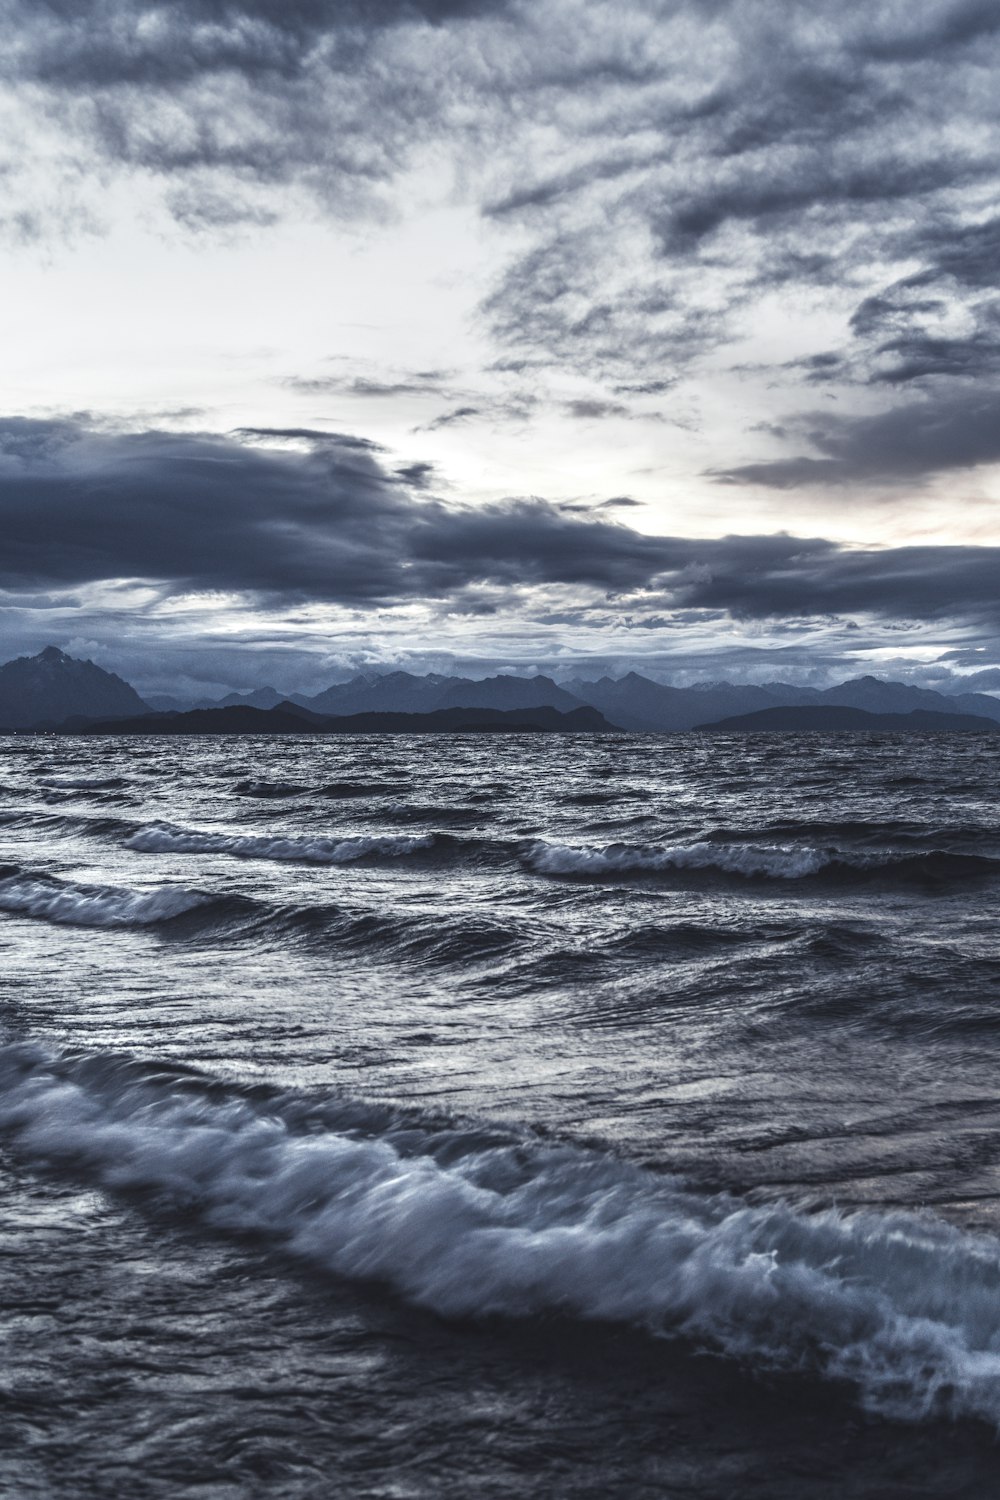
[
  {"x1": 4, "y1": 2, "x2": 1000, "y2": 686},
  {"x1": 3, "y1": 417, "x2": 999, "y2": 629}
]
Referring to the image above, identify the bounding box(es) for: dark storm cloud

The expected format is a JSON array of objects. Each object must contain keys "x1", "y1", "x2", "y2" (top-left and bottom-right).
[
  {"x1": 901, "y1": 215, "x2": 1000, "y2": 296},
  {"x1": 473, "y1": 3, "x2": 1000, "y2": 417},
  {"x1": 0, "y1": 416, "x2": 680, "y2": 601},
  {"x1": 712, "y1": 390, "x2": 1000, "y2": 487},
  {"x1": 4, "y1": 415, "x2": 1000, "y2": 628},
  {"x1": 15, "y1": 0, "x2": 508, "y2": 88},
  {"x1": 834, "y1": 217, "x2": 1000, "y2": 392},
  {"x1": 867, "y1": 333, "x2": 1000, "y2": 387},
  {"x1": 9, "y1": 1, "x2": 1000, "y2": 483},
  {"x1": 665, "y1": 539, "x2": 1000, "y2": 624},
  {"x1": 9, "y1": 0, "x2": 1000, "y2": 400},
  {"x1": 850, "y1": 0, "x2": 1000, "y2": 59},
  {"x1": 3, "y1": 0, "x2": 514, "y2": 231}
]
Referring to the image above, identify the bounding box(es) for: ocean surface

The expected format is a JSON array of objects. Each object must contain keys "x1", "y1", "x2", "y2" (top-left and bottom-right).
[{"x1": 2, "y1": 730, "x2": 1000, "y2": 1497}]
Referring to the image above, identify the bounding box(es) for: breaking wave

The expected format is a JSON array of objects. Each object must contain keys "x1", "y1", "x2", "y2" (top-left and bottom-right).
[
  {"x1": 0, "y1": 853, "x2": 523, "y2": 956},
  {"x1": 126, "y1": 822, "x2": 436, "y2": 864},
  {"x1": 524, "y1": 839, "x2": 1000, "y2": 884},
  {"x1": 0, "y1": 871, "x2": 211, "y2": 927},
  {"x1": 525, "y1": 840, "x2": 829, "y2": 879},
  {"x1": 2, "y1": 1043, "x2": 1000, "y2": 1426}
]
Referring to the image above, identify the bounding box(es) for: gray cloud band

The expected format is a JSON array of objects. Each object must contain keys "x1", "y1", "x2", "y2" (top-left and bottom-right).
[{"x1": 3, "y1": 417, "x2": 999, "y2": 624}]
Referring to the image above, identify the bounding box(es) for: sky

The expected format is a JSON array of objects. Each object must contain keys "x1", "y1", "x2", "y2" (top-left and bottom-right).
[{"x1": 2, "y1": 0, "x2": 1000, "y2": 697}]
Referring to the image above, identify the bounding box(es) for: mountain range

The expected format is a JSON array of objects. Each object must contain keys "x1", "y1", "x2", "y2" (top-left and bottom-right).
[
  {"x1": 700, "y1": 706, "x2": 1000, "y2": 734},
  {"x1": 146, "y1": 668, "x2": 1000, "y2": 729},
  {"x1": 75, "y1": 703, "x2": 613, "y2": 735},
  {"x1": 4, "y1": 647, "x2": 1000, "y2": 733}
]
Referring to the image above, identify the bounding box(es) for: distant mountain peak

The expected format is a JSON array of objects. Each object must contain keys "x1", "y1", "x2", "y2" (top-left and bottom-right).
[{"x1": 0, "y1": 646, "x2": 148, "y2": 729}]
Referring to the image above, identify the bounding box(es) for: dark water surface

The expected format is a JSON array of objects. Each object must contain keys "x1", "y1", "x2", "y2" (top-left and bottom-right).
[{"x1": 1, "y1": 731, "x2": 999, "y2": 1496}]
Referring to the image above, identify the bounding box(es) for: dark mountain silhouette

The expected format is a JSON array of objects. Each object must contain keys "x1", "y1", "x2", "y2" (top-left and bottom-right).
[
  {"x1": 202, "y1": 686, "x2": 289, "y2": 711},
  {"x1": 300, "y1": 670, "x2": 449, "y2": 716},
  {"x1": 698, "y1": 706, "x2": 1000, "y2": 733},
  {"x1": 435, "y1": 673, "x2": 585, "y2": 713},
  {"x1": 818, "y1": 675, "x2": 1000, "y2": 722},
  {"x1": 143, "y1": 694, "x2": 195, "y2": 713},
  {"x1": 4, "y1": 648, "x2": 1000, "y2": 736},
  {"x1": 71, "y1": 704, "x2": 320, "y2": 735},
  {"x1": 563, "y1": 672, "x2": 807, "y2": 731},
  {"x1": 129, "y1": 666, "x2": 1000, "y2": 732},
  {"x1": 72, "y1": 703, "x2": 614, "y2": 735},
  {"x1": 298, "y1": 671, "x2": 586, "y2": 718},
  {"x1": 564, "y1": 671, "x2": 1000, "y2": 731},
  {"x1": 145, "y1": 686, "x2": 290, "y2": 713},
  {"x1": 0, "y1": 646, "x2": 148, "y2": 729}
]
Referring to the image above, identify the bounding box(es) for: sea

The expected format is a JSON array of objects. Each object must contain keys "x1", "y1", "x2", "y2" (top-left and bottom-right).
[{"x1": 1, "y1": 729, "x2": 1000, "y2": 1498}]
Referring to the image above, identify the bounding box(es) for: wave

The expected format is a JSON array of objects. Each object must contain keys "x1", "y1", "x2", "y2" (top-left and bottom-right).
[
  {"x1": 193, "y1": 899, "x2": 521, "y2": 963},
  {"x1": 317, "y1": 781, "x2": 412, "y2": 799},
  {"x1": 233, "y1": 779, "x2": 307, "y2": 799},
  {"x1": 524, "y1": 839, "x2": 1000, "y2": 885},
  {"x1": 0, "y1": 871, "x2": 211, "y2": 927},
  {"x1": 40, "y1": 775, "x2": 127, "y2": 791},
  {"x1": 525, "y1": 839, "x2": 830, "y2": 879},
  {"x1": 0, "y1": 853, "x2": 521, "y2": 957},
  {"x1": 6, "y1": 797, "x2": 997, "y2": 890},
  {"x1": 126, "y1": 821, "x2": 436, "y2": 864},
  {"x1": 3, "y1": 1043, "x2": 1000, "y2": 1425},
  {"x1": 0, "y1": 807, "x2": 129, "y2": 838},
  {"x1": 233, "y1": 779, "x2": 418, "y2": 803},
  {"x1": 704, "y1": 819, "x2": 1000, "y2": 848},
  {"x1": 379, "y1": 802, "x2": 485, "y2": 827}
]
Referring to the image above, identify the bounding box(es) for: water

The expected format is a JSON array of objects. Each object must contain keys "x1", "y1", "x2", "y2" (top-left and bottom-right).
[{"x1": 1, "y1": 730, "x2": 1000, "y2": 1496}]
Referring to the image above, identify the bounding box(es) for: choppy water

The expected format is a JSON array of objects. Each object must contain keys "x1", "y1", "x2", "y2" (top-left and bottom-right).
[{"x1": 2, "y1": 731, "x2": 1000, "y2": 1496}]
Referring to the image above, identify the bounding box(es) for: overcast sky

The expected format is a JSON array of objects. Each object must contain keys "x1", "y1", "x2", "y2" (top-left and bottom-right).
[{"x1": 2, "y1": 0, "x2": 999, "y2": 695}]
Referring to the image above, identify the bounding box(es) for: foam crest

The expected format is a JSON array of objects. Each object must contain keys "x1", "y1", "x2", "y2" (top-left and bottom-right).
[
  {"x1": 526, "y1": 839, "x2": 829, "y2": 879},
  {"x1": 126, "y1": 822, "x2": 435, "y2": 863},
  {"x1": 526, "y1": 840, "x2": 1000, "y2": 885},
  {"x1": 0, "y1": 873, "x2": 210, "y2": 927},
  {"x1": 3, "y1": 1043, "x2": 1000, "y2": 1425}
]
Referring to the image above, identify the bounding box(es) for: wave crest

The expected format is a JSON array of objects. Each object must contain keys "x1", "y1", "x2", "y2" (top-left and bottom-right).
[
  {"x1": 524, "y1": 839, "x2": 1000, "y2": 884},
  {"x1": 2, "y1": 1045, "x2": 1000, "y2": 1424},
  {"x1": 126, "y1": 822, "x2": 435, "y2": 864},
  {"x1": 0, "y1": 872, "x2": 211, "y2": 927},
  {"x1": 525, "y1": 840, "x2": 829, "y2": 879}
]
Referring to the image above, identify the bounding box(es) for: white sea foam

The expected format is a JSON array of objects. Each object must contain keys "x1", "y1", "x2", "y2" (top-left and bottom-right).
[
  {"x1": 3, "y1": 1043, "x2": 1000, "y2": 1425},
  {"x1": 526, "y1": 839, "x2": 831, "y2": 879},
  {"x1": 126, "y1": 822, "x2": 435, "y2": 863},
  {"x1": 0, "y1": 874, "x2": 210, "y2": 927}
]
